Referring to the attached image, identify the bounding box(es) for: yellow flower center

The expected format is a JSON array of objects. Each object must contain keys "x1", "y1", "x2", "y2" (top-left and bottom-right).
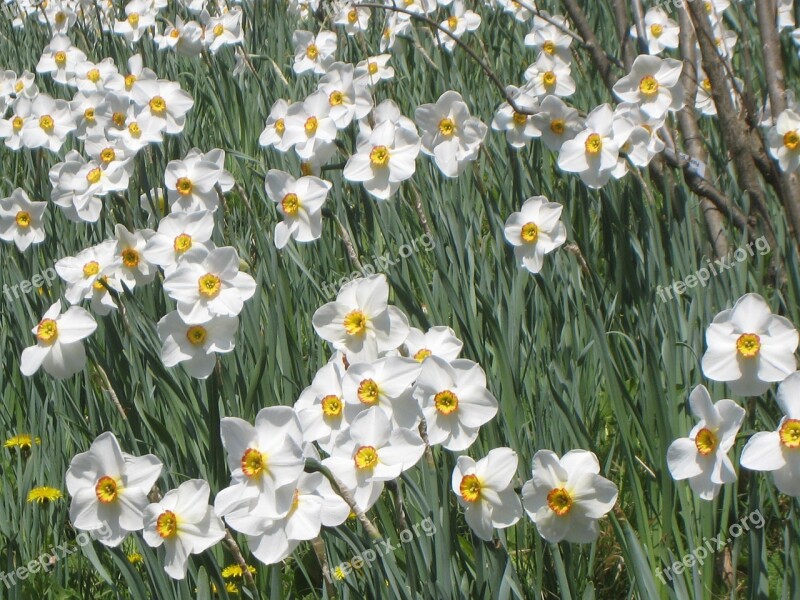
[
  {"x1": 512, "y1": 111, "x2": 527, "y2": 125},
  {"x1": 459, "y1": 474, "x2": 482, "y2": 502},
  {"x1": 585, "y1": 133, "x2": 603, "y2": 155},
  {"x1": 639, "y1": 75, "x2": 659, "y2": 96},
  {"x1": 93, "y1": 275, "x2": 109, "y2": 292},
  {"x1": 14, "y1": 80, "x2": 24, "y2": 93},
  {"x1": 521, "y1": 221, "x2": 540, "y2": 243},
  {"x1": 281, "y1": 192, "x2": 300, "y2": 216},
  {"x1": 174, "y1": 233, "x2": 192, "y2": 253},
  {"x1": 124, "y1": 74, "x2": 137, "y2": 90},
  {"x1": 128, "y1": 12, "x2": 139, "y2": 26},
  {"x1": 39, "y1": 115, "x2": 54, "y2": 131},
  {"x1": 329, "y1": 90, "x2": 344, "y2": 106},
  {"x1": 343, "y1": 309, "x2": 368, "y2": 335},
  {"x1": 12, "y1": 116, "x2": 23, "y2": 131},
  {"x1": 36, "y1": 318, "x2": 58, "y2": 344},
  {"x1": 15, "y1": 211, "x2": 31, "y2": 228},
  {"x1": 369, "y1": 145, "x2": 390, "y2": 166},
  {"x1": 84, "y1": 107, "x2": 96, "y2": 122},
  {"x1": 694, "y1": 427, "x2": 718, "y2": 455},
  {"x1": 100, "y1": 148, "x2": 116, "y2": 163},
  {"x1": 304, "y1": 116, "x2": 318, "y2": 134},
  {"x1": 701, "y1": 78, "x2": 712, "y2": 92},
  {"x1": 347, "y1": 9, "x2": 358, "y2": 23},
  {"x1": 83, "y1": 261, "x2": 100, "y2": 278},
  {"x1": 354, "y1": 445, "x2": 379, "y2": 470},
  {"x1": 54, "y1": 51, "x2": 67, "y2": 66},
  {"x1": 438, "y1": 117, "x2": 456, "y2": 137},
  {"x1": 213, "y1": 24, "x2": 224, "y2": 37},
  {"x1": 198, "y1": 273, "x2": 222, "y2": 298},
  {"x1": 736, "y1": 333, "x2": 761, "y2": 358},
  {"x1": 54, "y1": 11, "x2": 66, "y2": 24},
  {"x1": 434, "y1": 390, "x2": 459, "y2": 415},
  {"x1": 447, "y1": 16, "x2": 458, "y2": 30},
  {"x1": 241, "y1": 448, "x2": 268, "y2": 478},
  {"x1": 86, "y1": 167, "x2": 102, "y2": 184},
  {"x1": 149, "y1": 96, "x2": 167, "y2": 115},
  {"x1": 95, "y1": 476, "x2": 119, "y2": 504},
  {"x1": 650, "y1": 23, "x2": 664, "y2": 37},
  {"x1": 87, "y1": 68, "x2": 100, "y2": 83},
  {"x1": 321, "y1": 394, "x2": 343, "y2": 417},
  {"x1": 121, "y1": 248, "x2": 139, "y2": 268},
  {"x1": 784, "y1": 131, "x2": 800, "y2": 151},
  {"x1": 169, "y1": 29, "x2": 180, "y2": 38},
  {"x1": 542, "y1": 71, "x2": 557, "y2": 87},
  {"x1": 128, "y1": 122, "x2": 141, "y2": 137},
  {"x1": 112, "y1": 111, "x2": 126, "y2": 127},
  {"x1": 306, "y1": 44, "x2": 319, "y2": 59},
  {"x1": 186, "y1": 325, "x2": 207, "y2": 346},
  {"x1": 413, "y1": 348, "x2": 432, "y2": 362},
  {"x1": 176, "y1": 177, "x2": 193, "y2": 196},
  {"x1": 357, "y1": 379, "x2": 380, "y2": 405},
  {"x1": 779, "y1": 419, "x2": 800, "y2": 449},
  {"x1": 275, "y1": 118, "x2": 285, "y2": 135},
  {"x1": 543, "y1": 40, "x2": 555, "y2": 55},
  {"x1": 547, "y1": 487, "x2": 573, "y2": 516},
  {"x1": 156, "y1": 510, "x2": 178, "y2": 538},
  {"x1": 368, "y1": 62, "x2": 379, "y2": 75}
]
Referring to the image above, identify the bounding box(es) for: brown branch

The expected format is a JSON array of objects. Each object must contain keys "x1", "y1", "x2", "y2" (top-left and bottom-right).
[{"x1": 560, "y1": 0, "x2": 619, "y2": 89}]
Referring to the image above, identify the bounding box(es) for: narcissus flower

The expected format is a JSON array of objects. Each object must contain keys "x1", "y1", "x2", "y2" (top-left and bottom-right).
[
  {"x1": 740, "y1": 372, "x2": 800, "y2": 496},
  {"x1": 403, "y1": 326, "x2": 463, "y2": 363},
  {"x1": 295, "y1": 359, "x2": 348, "y2": 453},
  {"x1": 165, "y1": 148, "x2": 234, "y2": 213},
  {"x1": 36, "y1": 34, "x2": 87, "y2": 84},
  {"x1": 111, "y1": 224, "x2": 156, "y2": 289},
  {"x1": 20, "y1": 300, "x2": 97, "y2": 379},
  {"x1": 530, "y1": 95, "x2": 583, "y2": 152},
  {"x1": 131, "y1": 78, "x2": 194, "y2": 134},
  {"x1": 612, "y1": 55, "x2": 684, "y2": 120},
  {"x1": 630, "y1": 8, "x2": 679, "y2": 55},
  {"x1": 142, "y1": 210, "x2": 215, "y2": 276},
  {"x1": 292, "y1": 30, "x2": 337, "y2": 75},
  {"x1": 503, "y1": 196, "x2": 567, "y2": 274},
  {"x1": 701, "y1": 293, "x2": 798, "y2": 396},
  {"x1": 157, "y1": 312, "x2": 238, "y2": 379},
  {"x1": 415, "y1": 90, "x2": 487, "y2": 177},
  {"x1": 521, "y1": 449, "x2": 617, "y2": 543},
  {"x1": 264, "y1": 170, "x2": 331, "y2": 249},
  {"x1": 143, "y1": 479, "x2": 226, "y2": 579},
  {"x1": 0, "y1": 188, "x2": 47, "y2": 251},
  {"x1": 491, "y1": 86, "x2": 541, "y2": 149},
  {"x1": 163, "y1": 246, "x2": 256, "y2": 324},
  {"x1": 768, "y1": 109, "x2": 800, "y2": 173},
  {"x1": 436, "y1": 1, "x2": 481, "y2": 52},
  {"x1": 354, "y1": 54, "x2": 394, "y2": 87},
  {"x1": 55, "y1": 240, "x2": 119, "y2": 305},
  {"x1": 524, "y1": 14, "x2": 574, "y2": 64},
  {"x1": 523, "y1": 53, "x2": 575, "y2": 99},
  {"x1": 342, "y1": 356, "x2": 422, "y2": 428},
  {"x1": 66, "y1": 432, "x2": 163, "y2": 546},
  {"x1": 452, "y1": 447, "x2": 522, "y2": 541},
  {"x1": 312, "y1": 274, "x2": 410, "y2": 362},
  {"x1": 317, "y1": 62, "x2": 373, "y2": 129},
  {"x1": 22, "y1": 93, "x2": 75, "y2": 152},
  {"x1": 666, "y1": 385, "x2": 745, "y2": 500},
  {"x1": 323, "y1": 407, "x2": 425, "y2": 512}
]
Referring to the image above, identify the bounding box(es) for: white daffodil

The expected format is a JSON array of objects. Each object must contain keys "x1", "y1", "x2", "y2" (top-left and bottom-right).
[
  {"x1": 323, "y1": 407, "x2": 425, "y2": 512},
  {"x1": 630, "y1": 8, "x2": 680, "y2": 55},
  {"x1": 312, "y1": 274, "x2": 410, "y2": 362},
  {"x1": 614, "y1": 103, "x2": 666, "y2": 168},
  {"x1": 343, "y1": 109, "x2": 421, "y2": 200},
  {"x1": 156, "y1": 18, "x2": 205, "y2": 57},
  {"x1": 557, "y1": 103, "x2": 633, "y2": 189},
  {"x1": 524, "y1": 14, "x2": 573, "y2": 64},
  {"x1": 84, "y1": 137, "x2": 134, "y2": 193},
  {"x1": 157, "y1": 312, "x2": 238, "y2": 379},
  {"x1": 36, "y1": 34, "x2": 87, "y2": 85},
  {"x1": 142, "y1": 479, "x2": 225, "y2": 579},
  {"x1": 768, "y1": 109, "x2": 800, "y2": 173},
  {"x1": 342, "y1": 356, "x2": 422, "y2": 428},
  {"x1": 74, "y1": 58, "x2": 118, "y2": 93},
  {"x1": 354, "y1": 55, "x2": 394, "y2": 87},
  {"x1": 292, "y1": 30, "x2": 337, "y2": 75},
  {"x1": 403, "y1": 325, "x2": 463, "y2": 363},
  {"x1": 113, "y1": 0, "x2": 157, "y2": 43},
  {"x1": 131, "y1": 78, "x2": 194, "y2": 134},
  {"x1": 165, "y1": 148, "x2": 234, "y2": 213},
  {"x1": 0, "y1": 97, "x2": 32, "y2": 150},
  {"x1": 0, "y1": 188, "x2": 47, "y2": 251},
  {"x1": 333, "y1": 3, "x2": 370, "y2": 36},
  {"x1": 20, "y1": 300, "x2": 97, "y2": 379},
  {"x1": 205, "y1": 8, "x2": 244, "y2": 53},
  {"x1": 666, "y1": 385, "x2": 745, "y2": 500},
  {"x1": 55, "y1": 240, "x2": 120, "y2": 306},
  {"x1": 521, "y1": 449, "x2": 618, "y2": 543},
  {"x1": 66, "y1": 432, "x2": 163, "y2": 546},
  {"x1": 740, "y1": 371, "x2": 800, "y2": 496},
  {"x1": 416, "y1": 90, "x2": 487, "y2": 177},
  {"x1": 295, "y1": 359, "x2": 348, "y2": 453},
  {"x1": 162, "y1": 246, "x2": 256, "y2": 324},
  {"x1": 264, "y1": 170, "x2": 331, "y2": 249},
  {"x1": 437, "y1": 1, "x2": 481, "y2": 52},
  {"x1": 281, "y1": 91, "x2": 338, "y2": 161},
  {"x1": 317, "y1": 62, "x2": 373, "y2": 129},
  {"x1": 503, "y1": 196, "x2": 567, "y2": 274},
  {"x1": 21, "y1": 93, "x2": 75, "y2": 152},
  {"x1": 142, "y1": 210, "x2": 215, "y2": 276},
  {"x1": 701, "y1": 293, "x2": 798, "y2": 396},
  {"x1": 613, "y1": 55, "x2": 684, "y2": 120},
  {"x1": 530, "y1": 95, "x2": 583, "y2": 152},
  {"x1": 215, "y1": 406, "x2": 305, "y2": 517},
  {"x1": 416, "y1": 356, "x2": 497, "y2": 451},
  {"x1": 259, "y1": 99, "x2": 292, "y2": 151},
  {"x1": 69, "y1": 91, "x2": 110, "y2": 140},
  {"x1": 452, "y1": 447, "x2": 522, "y2": 541},
  {"x1": 107, "y1": 103, "x2": 164, "y2": 152},
  {"x1": 48, "y1": 151, "x2": 103, "y2": 223},
  {"x1": 491, "y1": 86, "x2": 541, "y2": 149},
  {"x1": 523, "y1": 53, "x2": 575, "y2": 99}
]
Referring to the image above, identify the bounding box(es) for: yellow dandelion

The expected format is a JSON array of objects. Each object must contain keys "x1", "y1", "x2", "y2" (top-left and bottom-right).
[
  {"x1": 4, "y1": 434, "x2": 41, "y2": 450},
  {"x1": 27, "y1": 487, "x2": 63, "y2": 504},
  {"x1": 225, "y1": 582, "x2": 239, "y2": 594},
  {"x1": 127, "y1": 552, "x2": 144, "y2": 565},
  {"x1": 221, "y1": 564, "x2": 256, "y2": 579}
]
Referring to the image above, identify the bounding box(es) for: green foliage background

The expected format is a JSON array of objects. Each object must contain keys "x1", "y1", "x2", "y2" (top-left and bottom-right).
[{"x1": 0, "y1": 1, "x2": 798, "y2": 598}]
